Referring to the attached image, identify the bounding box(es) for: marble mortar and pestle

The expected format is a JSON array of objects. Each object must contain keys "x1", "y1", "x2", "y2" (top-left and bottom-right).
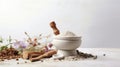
[{"x1": 50, "y1": 21, "x2": 82, "y2": 58}]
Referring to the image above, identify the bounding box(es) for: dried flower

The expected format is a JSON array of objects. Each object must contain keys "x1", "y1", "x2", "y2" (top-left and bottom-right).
[{"x1": 13, "y1": 41, "x2": 27, "y2": 49}]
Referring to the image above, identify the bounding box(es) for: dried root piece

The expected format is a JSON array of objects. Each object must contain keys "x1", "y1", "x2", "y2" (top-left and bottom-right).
[
  {"x1": 29, "y1": 53, "x2": 41, "y2": 58},
  {"x1": 50, "y1": 21, "x2": 60, "y2": 35},
  {"x1": 22, "y1": 51, "x2": 45, "y2": 59},
  {"x1": 30, "y1": 50, "x2": 57, "y2": 62}
]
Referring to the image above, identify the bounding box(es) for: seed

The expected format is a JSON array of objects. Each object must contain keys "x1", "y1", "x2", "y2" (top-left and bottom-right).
[
  {"x1": 16, "y1": 58, "x2": 19, "y2": 61},
  {"x1": 25, "y1": 61, "x2": 27, "y2": 63},
  {"x1": 76, "y1": 50, "x2": 80, "y2": 55},
  {"x1": 103, "y1": 54, "x2": 106, "y2": 56},
  {"x1": 40, "y1": 60, "x2": 43, "y2": 62},
  {"x1": 17, "y1": 62, "x2": 19, "y2": 64}
]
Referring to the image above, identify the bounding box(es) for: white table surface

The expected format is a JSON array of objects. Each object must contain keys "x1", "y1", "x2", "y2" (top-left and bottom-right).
[{"x1": 0, "y1": 48, "x2": 120, "y2": 67}]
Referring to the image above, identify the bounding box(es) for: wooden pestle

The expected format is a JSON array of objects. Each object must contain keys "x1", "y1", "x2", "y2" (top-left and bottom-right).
[
  {"x1": 23, "y1": 51, "x2": 45, "y2": 59},
  {"x1": 50, "y1": 21, "x2": 60, "y2": 35}
]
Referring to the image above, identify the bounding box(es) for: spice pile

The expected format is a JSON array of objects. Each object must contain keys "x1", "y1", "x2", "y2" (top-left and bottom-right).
[
  {"x1": 76, "y1": 50, "x2": 97, "y2": 59},
  {"x1": 0, "y1": 47, "x2": 22, "y2": 61}
]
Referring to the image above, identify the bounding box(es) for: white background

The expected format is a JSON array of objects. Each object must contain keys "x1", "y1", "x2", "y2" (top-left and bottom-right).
[{"x1": 0, "y1": 0, "x2": 120, "y2": 48}]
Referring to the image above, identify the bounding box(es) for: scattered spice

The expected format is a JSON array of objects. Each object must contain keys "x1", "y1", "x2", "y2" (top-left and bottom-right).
[{"x1": 41, "y1": 50, "x2": 98, "y2": 62}]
